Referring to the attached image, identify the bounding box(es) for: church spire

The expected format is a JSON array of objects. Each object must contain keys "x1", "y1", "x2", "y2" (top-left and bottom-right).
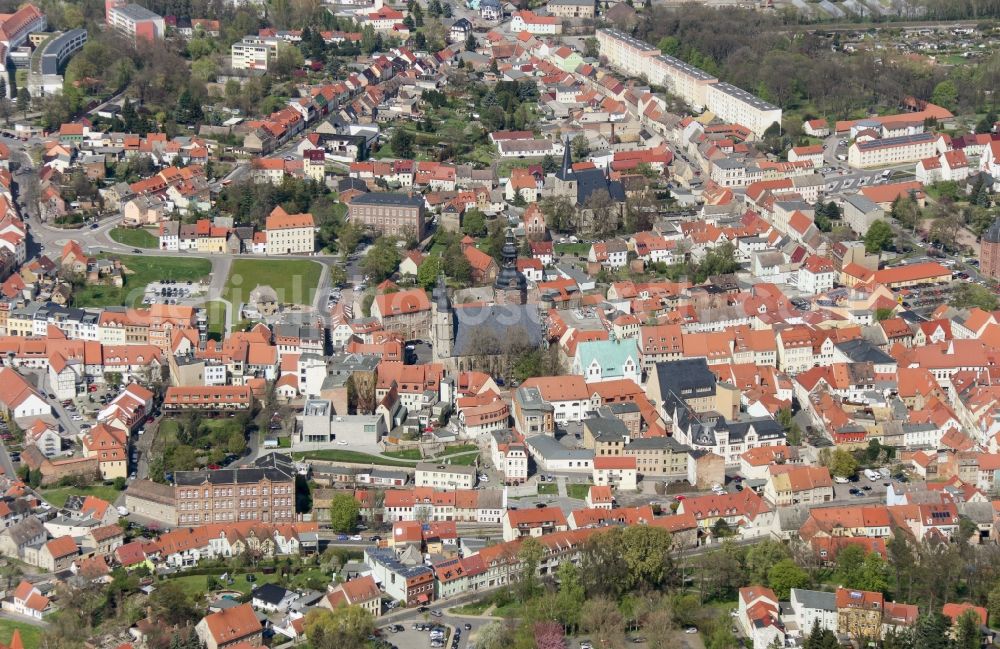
[{"x1": 560, "y1": 135, "x2": 572, "y2": 179}]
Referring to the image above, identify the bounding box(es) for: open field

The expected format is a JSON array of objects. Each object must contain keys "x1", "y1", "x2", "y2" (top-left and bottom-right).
[
  {"x1": 223, "y1": 259, "x2": 323, "y2": 307},
  {"x1": 39, "y1": 484, "x2": 122, "y2": 508},
  {"x1": 109, "y1": 227, "x2": 159, "y2": 248},
  {"x1": 0, "y1": 619, "x2": 44, "y2": 648},
  {"x1": 73, "y1": 255, "x2": 212, "y2": 308},
  {"x1": 291, "y1": 450, "x2": 418, "y2": 467},
  {"x1": 204, "y1": 300, "x2": 227, "y2": 340}
]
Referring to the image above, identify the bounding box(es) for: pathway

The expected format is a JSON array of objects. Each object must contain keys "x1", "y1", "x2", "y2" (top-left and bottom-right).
[{"x1": 556, "y1": 476, "x2": 567, "y2": 498}]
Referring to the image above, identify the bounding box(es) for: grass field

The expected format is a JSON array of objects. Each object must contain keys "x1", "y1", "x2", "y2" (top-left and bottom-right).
[
  {"x1": 39, "y1": 484, "x2": 122, "y2": 508},
  {"x1": 566, "y1": 483, "x2": 593, "y2": 500},
  {"x1": 74, "y1": 255, "x2": 212, "y2": 308},
  {"x1": 554, "y1": 243, "x2": 589, "y2": 256},
  {"x1": 292, "y1": 450, "x2": 418, "y2": 467},
  {"x1": 165, "y1": 566, "x2": 335, "y2": 598},
  {"x1": 109, "y1": 227, "x2": 159, "y2": 248},
  {"x1": 445, "y1": 452, "x2": 479, "y2": 466},
  {"x1": 224, "y1": 259, "x2": 323, "y2": 308},
  {"x1": 383, "y1": 448, "x2": 424, "y2": 460},
  {"x1": 441, "y1": 444, "x2": 477, "y2": 455},
  {"x1": 0, "y1": 619, "x2": 43, "y2": 648},
  {"x1": 537, "y1": 483, "x2": 558, "y2": 495},
  {"x1": 204, "y1": 300, "x2": 227, "y2": 340}
]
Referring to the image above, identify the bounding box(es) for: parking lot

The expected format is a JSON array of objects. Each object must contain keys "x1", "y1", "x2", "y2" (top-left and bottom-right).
[
  {"x1": 143, "y1": 279, "x2": 207, "y2": 306},
  {"x1": 376, "y1": 611, "x2": 484, "y2": 649}
]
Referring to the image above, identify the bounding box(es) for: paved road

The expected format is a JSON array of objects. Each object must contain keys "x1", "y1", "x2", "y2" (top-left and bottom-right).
[{"x1": 0, "y1": 439, "x2": 16, "y2": 478}]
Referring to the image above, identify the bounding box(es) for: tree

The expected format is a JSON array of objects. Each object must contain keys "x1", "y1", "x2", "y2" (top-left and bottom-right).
[
  {"x1": 619, "y1": 525, "x2": 675, "y2": 590},
  {"x1": 328, "y1": 494, "x2": 361, "y2": 532},
  {"x1": 953, "y1": 609, "x2": 981, "y2": 649},
  {"x1": 857, "y1": 551, "x2": 889, "y2": 593},
  {"x1": 226, "y1": 432, "x2": 246, "y2": 456},
  {"x1": 929, "y1": 210, "x2": 963, "y2": 252},
  {"x1": 580, "y1": 597, "x2": 625, "y2": 649},
  {"x1": 461, "y1": 209, "x2": 487, "y2": 237},
  {"x1": 912, "y1": 612, "x2": 951, "y2": 649},
  {"x1": 174, "y1": 88, "x2": 203, "y2": 124},
  {"x1": 864, "y1": 220, "x2": 893, "y2": 253},
  {"x1": 571, "y1": 134, "x2": 590, "y2": 161},
  {"x1": 745, "y1": 539, "x2": 792, "y2": 584},
  {"x1": 149, "y1": 580, "x2": 198, "y2": 626},
  {"x1": 16, "y1": 88, "x2": 30, "y2": 116},
  {"x1": 417, "y1": 256, "x2": 443, "y2": 290},
  {"x1": 950, "y1": 282, "x2": 998, "y2": 311},
  {"x1": 828, "y1": 448, "x2": 858, "y2": 478},
  {"x1": 541, "y1": 154, "x2": 559, "y2": 174},
  {"x1": 304, "y1": 606, "x2": 374, "y2": 649},
  {"x1": 554, "y1": 561, "x2": 585, "y2": 632},
  {"x1": 930, "y1": 79, "x2": 958, "y2": 111},
  {"x1": 516, "y1": 537, "x2": 543, "y2": 602},
  {"x1": 891, "y1": 193, "x2": 922, "y2": 233},
  {"x1": 584, "y1": 36, "x2": 599, "y2": 58},
  {"x1": 767, "y1": 558, "x2": 810, "y2": 599},
  {"x1": 360, "y1": 237, "x2": 402, "y2": 283},
  {"x1": 534, "y1": 621, "x2": 565, "y2": 649},
  {"x1": 389, "y1": 128, "x2": 414, "y2": 158},
  {"x1": 539, "y1": 196, "x2": 576, "y2": 233},
  {"x1": 465, "y1": 33, "x2": 477, "y2": 51},
  {"x1": 803, "y1": 620, "x2": 839, "y2": 649}
]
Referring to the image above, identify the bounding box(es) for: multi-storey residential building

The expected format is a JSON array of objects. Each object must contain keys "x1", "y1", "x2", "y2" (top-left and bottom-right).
[
  {"x1": 490, "y1": 429, "x2": 528, "y2": 484},
  {"x1": 348, "y1": 192, "x2": 426, "y2": 240},
  {"x1": 703, "y1": 82, "x2": 782, "y2": 138},
  {"x1": 163, "y1": 385, "x2": 252, "y2": 411},
  {"x1": 265, "y1": 206, "x2": 315, "y2": 255},
  {"x1": 596, "y1": 29, "x2": 717, "y2": 111},
  {"x1": 847, "y1": 133, "x2": 940, "y2": 168},
  {"x1": 622, "y1": 436, "x2": 691, "y2": 477},
  {"x1": 364, "y1": 547, "x2": 434, "y2": 606},
  {"x1": 836, "y1": 588, "x2": 884, "y2": 639},
  {"x1": 510, "y1": 10, "x2": 561, "y2": 34},
  {"x1": 547, "y1": 0, "x2": 594, "y2": 17},
  {"x1": 106, "y1": 1, "x2": 164, "y2": 41},
  {"x1": 502, "y1": 507, "x2": 569, "y2": 541},
  {"x1": 414, "y1": 463, "x2": 477, "y2": 490},
  {"x1": 371, "y1": 288, "x2": 431, "y2": 341},
  {"x1": 27, "y1": 28, "x2": 87, "y2": 97},
  {"x1": 173, "y1": 453, "x2": 296, "y2": 525},
  {"x1": 0, "y1": 5, "x2": 46, "y2": 53},
  {"x1": 231, "y1": 37, "x2": 277, "y2": 70}
]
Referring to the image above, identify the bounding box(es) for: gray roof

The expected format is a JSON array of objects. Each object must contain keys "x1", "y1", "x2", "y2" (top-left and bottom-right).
[
  {"x1": 115, "y1": 3, "x2": 162, "y2": 20},
  {"x1": 350, "y1": 192, "x2": 424, "y2": 208},
  {"x1": 792, "y1": 588, "x2": 836, "y2": 612},
  {"x1": 452, "y1": 303, "x2": 543, "y2": 358},
  {"x1": 835, "y1": 339, "x2": 895, "y2": 365},
  {"x1": 624, "y1": 436, "x2": 690, "y2": 453},
  {"x1": 174, "y1": 453, "x2": 295, "y2": 486},
  {"x1": 525, "y1": 435, "x2": 595, "y2": 462},
  {"x1": 39, "y1": 29, "x2": 87, "y2": 75}
]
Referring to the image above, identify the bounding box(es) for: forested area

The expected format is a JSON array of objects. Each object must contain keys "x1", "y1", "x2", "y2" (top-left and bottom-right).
[{"x1": 626, "y1": 5, "x2": 1000, "y2": 121}]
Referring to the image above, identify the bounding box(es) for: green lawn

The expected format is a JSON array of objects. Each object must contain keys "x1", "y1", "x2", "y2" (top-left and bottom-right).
[
  {"x1": 444, "y1": 452, "x2": 479, "y2": 466},
  {"x1": 292, "y1": 450, "x2": 418, "y2": 467},
  {"x1": 167, "y1": 566, "x2": 335, "y2": 598},
  {"x1": 497, "y1": 157, "x2": 546, "y2": 178},
  {"x1": 383, "y1": 448, "x2": 424, "y2": 460},
  {"x1": 39, "y1": 484, "x2": 122, "y2": 508},
  {"x1": 0, "y1": 619, "x2": 43, "y2": 649},
  {"x1": 204, "y1": 300, "x2": 227, "y2": 341},
  {"x1": 441, "y1": 444, "x2": 477, "y2": 455},
  {"x1": 109, "y1": 227, "x2": 159, "y2": 248},
  {"x1": 537, "y1": 483, "x2": 558, "y2": 495},
  {"x1": 554, "y1": 243, "x2": 589, "y2": 256},
  {"x1": 73, "y1": 255, "x2": 212, "y2": 308},
  {"x1": 224, "y1": 259, "x2": 323, "y2": 308},
  {"x1": 566, "y1": 483, "x2": 593, "y2": 500}
]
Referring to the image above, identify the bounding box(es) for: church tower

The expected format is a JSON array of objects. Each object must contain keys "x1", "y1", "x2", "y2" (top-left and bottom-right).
[
  {"x1": 493, "y1": 228, "x2": 527, "y2": 306},
  {"x1": 431, "y1": 273, "x2": 453, "y2": 360}
]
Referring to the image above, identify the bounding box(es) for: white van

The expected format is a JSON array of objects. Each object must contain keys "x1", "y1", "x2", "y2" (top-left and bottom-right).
[{"x1": 864, "y1": 469, "x2": 880, "y2": 482}]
